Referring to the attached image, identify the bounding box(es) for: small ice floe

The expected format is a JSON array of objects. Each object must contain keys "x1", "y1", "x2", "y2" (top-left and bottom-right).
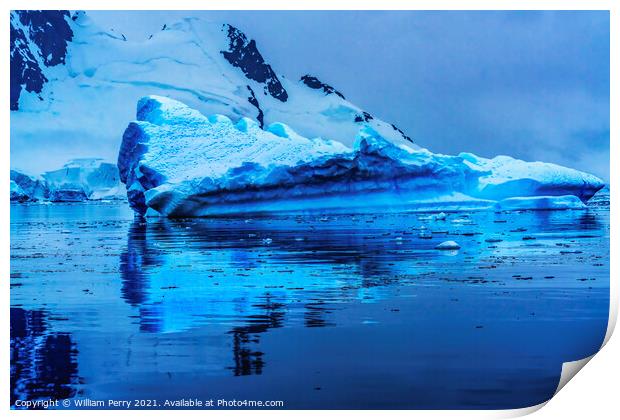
[
  {"x1": 418, "y1": 231, "x2": 433, "y2": 239},
  {"x1": 485, "y1": 237, "x2": 503, "y2": 243},
  {"x1": 434, "y1": 212, "x2": 447, "y2": 221},
  {"x1": 450, "y1": 218, "x2": 471, "y2": 224},
  {"x1": 261, "y1": 238, "x2": 273, "y2": 245},
  {"x1": 319, "y1": 216, "x2": 329, "y2": 222},
  {"x1": 435, "y1": 240, "x2": 461, "y2": 250}
]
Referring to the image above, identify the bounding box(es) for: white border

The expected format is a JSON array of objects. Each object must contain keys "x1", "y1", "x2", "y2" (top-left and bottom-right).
[{"x1": 3, "y1": 1, "x2": 617, "y2": 418}]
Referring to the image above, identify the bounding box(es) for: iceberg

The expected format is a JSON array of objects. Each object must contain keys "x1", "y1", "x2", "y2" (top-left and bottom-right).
[
  {"x1": 435, "y1": 241, "x2": 461, "y2": 250},
  {"x1": 43, "y1": 158, "x2": 125, "y2": 201},
  {"x1": 10, "y1": 180, "x2": 29, "y2": 202},
  {"x1": 459, "y1": 153, "x2": 604, "y2": 201},
  {"x1": 10, "y1": 159, "x2": 125, "y2": 202},
  {"x1": 118, "y1": 96, "x2": 605, "y2": 217},
  {"x1": 10, "y1": 170, "x2": 50, "y2": 201}
]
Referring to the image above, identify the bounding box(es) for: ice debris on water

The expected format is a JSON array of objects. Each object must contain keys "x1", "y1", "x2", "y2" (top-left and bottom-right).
[{"x1": 435, "y1": 241, "x2": 461, "y2": 250}]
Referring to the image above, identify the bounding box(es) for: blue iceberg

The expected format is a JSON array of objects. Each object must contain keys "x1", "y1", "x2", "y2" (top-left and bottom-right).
[
  {"x1": 10, "y1": 159, "x2": 125, "y2": 202},
  {"x1": 43, "y1": 158, "x2": 125, "y2": 201},
  {"x1": 10, "y1": 170, "x2": 50, "y2": 201},
  {"x1": 118, "y1": 96, "x2": 605, "y2": 217}
]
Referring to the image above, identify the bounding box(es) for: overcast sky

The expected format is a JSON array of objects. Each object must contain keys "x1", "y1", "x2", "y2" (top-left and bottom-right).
[{"x1": 90, "y1": 10, "x2": 610, "y2": 180}]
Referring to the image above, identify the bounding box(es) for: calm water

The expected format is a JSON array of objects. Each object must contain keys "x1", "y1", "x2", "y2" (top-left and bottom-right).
[{"x1": 10, "y1": 191, "x2": 610, "y2": 409}]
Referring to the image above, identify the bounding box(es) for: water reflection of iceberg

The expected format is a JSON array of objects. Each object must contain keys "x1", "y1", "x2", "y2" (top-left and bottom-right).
[
  {"x1": 118, "y1": 208, "x2": 606, "y2": 335},
  {"x1": 117, "y1": 216, "x2": 401, "y2": 335}
]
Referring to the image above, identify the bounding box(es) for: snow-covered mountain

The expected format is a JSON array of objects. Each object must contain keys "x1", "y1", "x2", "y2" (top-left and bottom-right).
[{"x1": 10, "y1": 10, "x2": 415, "y2": 175}]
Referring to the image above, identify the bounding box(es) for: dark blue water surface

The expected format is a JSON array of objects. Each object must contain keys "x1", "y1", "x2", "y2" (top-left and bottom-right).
[{"x1": 10, "y1": 191, "x2": 610, "y2": 409}]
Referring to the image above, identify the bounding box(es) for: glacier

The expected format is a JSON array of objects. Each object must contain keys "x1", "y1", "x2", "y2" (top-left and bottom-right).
[
  {"x1": 10, "y1": 159, "x2": 125, "y2": 202},
  {"x1": 10, "y1": 170, "x2": 50, "y2": 201},
  {"x1": 43, "y1": 158, "x2": 125, "y2": 201},
  {"x1": 10, "y1": 181, "x2": 30, "y2": 202},
  {"x1": 118, "y1": 96, "x2": 605, "y2": 217}
]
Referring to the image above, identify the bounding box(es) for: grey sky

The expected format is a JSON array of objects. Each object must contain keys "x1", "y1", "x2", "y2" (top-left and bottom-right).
[{"x1": 90, "y1": 10, "x2": 610, "y2": 180}]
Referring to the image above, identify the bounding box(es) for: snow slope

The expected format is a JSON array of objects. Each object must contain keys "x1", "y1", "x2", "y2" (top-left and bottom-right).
[
  {"x1": 11, "y1": 11, "x2": 416, "y2": 175},
  {"x1": 119, "y1": 96, "x2": 604, "y2": 217}
]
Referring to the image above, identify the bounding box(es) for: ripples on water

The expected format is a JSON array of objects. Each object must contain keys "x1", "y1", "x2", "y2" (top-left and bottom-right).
[{"x1": 10, "y1": 189, "x2": 610, "y2": 409}]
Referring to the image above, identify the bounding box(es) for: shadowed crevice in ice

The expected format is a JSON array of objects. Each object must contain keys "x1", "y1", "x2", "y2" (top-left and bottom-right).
[{"x1": 118, "y1": 96, "x2": 605, "y2": 217}]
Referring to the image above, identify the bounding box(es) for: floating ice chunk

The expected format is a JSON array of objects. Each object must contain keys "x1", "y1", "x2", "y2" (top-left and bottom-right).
[
  {"x1": 434, "y1": 212, "x2": 447, "y2": 221},
  {"x1": 43, "y1": 158, "x2": 126, "y2": 201},
  {"x1": 485, "y1": 237, "x2": 503, "y2": 243},
  {"x1": 494, "y1": 195, "x2": 587, "y2": 211},
  {"x1": 117, "y1": 96, "x2": 605, "y2": 217},
  {"x1": 10, "y1": 159, "x2": 125, "y2": 202},
  {"x1": 460, "y1": 153, "x2": 604, "y2": 201},
  {"x1": 418, "y1": 231, "x2": 433, "y2": 239},
  {"x1": 435, "y1": 241, "x2": 461, "y2": 250}
]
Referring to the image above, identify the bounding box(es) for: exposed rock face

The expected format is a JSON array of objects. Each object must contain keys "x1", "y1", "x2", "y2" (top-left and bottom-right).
[
  {"x1": 221, "y1": 24, "x2": 288, "y2": 102},
  {"x1": 10, "y1": 11, "x2": 73, "y2": 110},
  {"x1": 300, "y1": 75, "x2": 345, "y2": 99}
]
